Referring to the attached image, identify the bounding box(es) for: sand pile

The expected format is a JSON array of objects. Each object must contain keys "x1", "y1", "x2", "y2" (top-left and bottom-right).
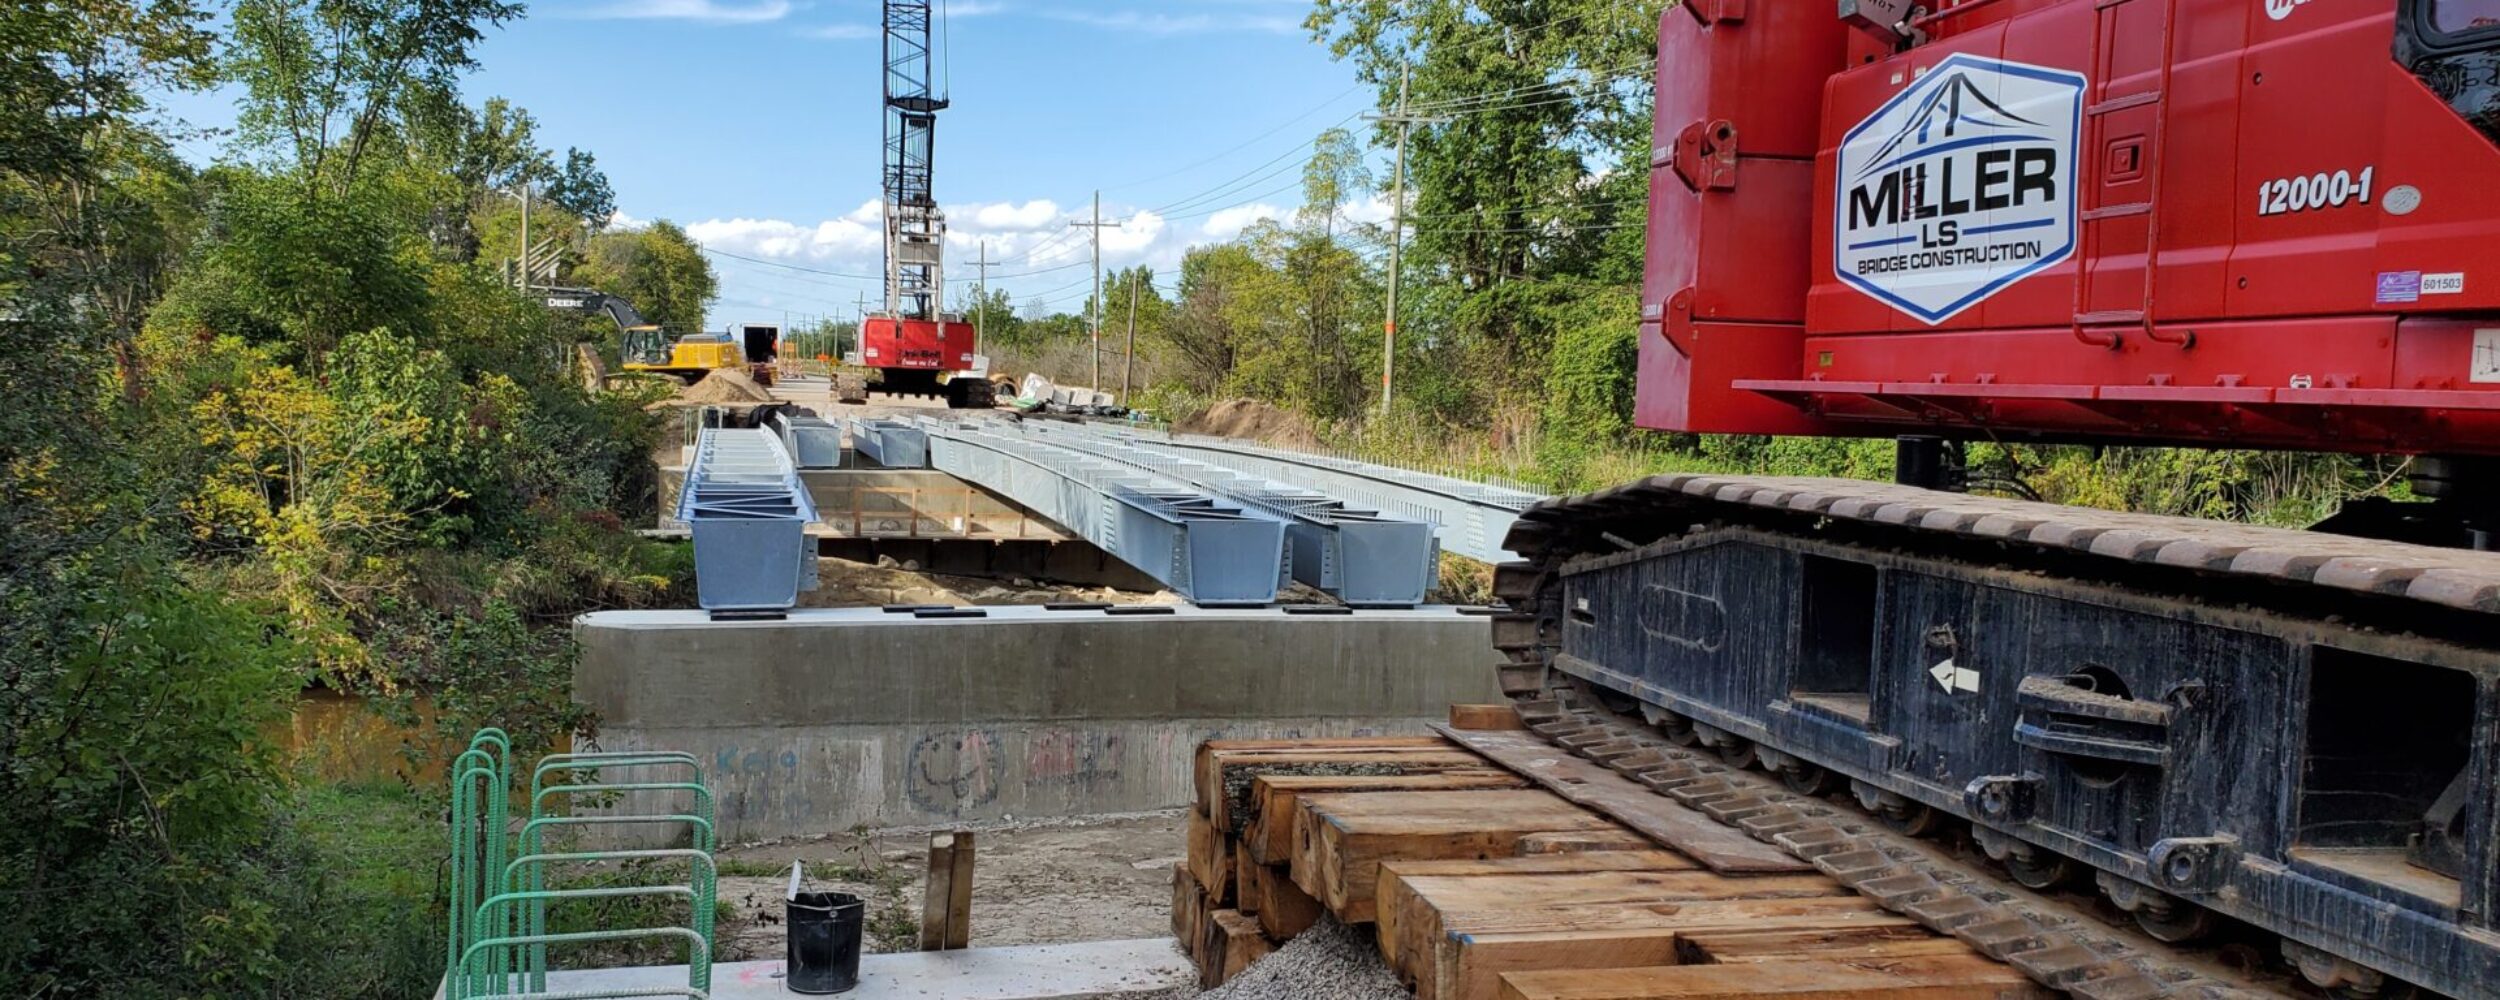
[
  {"x1": 677, "y1": 368, "x2": 775, "y2": 404},
  {"x1": 1176, "y1": 398, "x2": 1319, "y2": 449}
]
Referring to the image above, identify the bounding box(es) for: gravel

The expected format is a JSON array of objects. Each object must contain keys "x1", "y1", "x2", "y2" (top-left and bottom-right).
[{"x1": 1153, "y1": 917, "x2": 1409, "y2": 1000}]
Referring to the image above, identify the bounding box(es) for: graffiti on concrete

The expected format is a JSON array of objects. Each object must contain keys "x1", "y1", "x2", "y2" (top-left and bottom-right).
[
  {"x1": 1028, "y1": 727, "x2": 1123, "y2": 789},
  {"x1": 907, "y1": 728, "x2": 1003, "y2": 811}
]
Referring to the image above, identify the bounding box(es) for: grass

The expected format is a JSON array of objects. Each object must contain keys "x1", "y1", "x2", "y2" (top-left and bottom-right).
[
  {"x1": 718, "y1": 831, "x2": 923, "y2": 953},
  {"x1": 286, "y1": 779, "x2": 445, "y2": 999}
]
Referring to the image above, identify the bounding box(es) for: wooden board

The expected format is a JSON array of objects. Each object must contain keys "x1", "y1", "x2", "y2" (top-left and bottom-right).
[
  {"x1": 1436, "y1": 727, "x2": 1808, "y2": 875},
  {"x1": 1375, "y1": 853, "x2": 1699, "y2": 978},
  {"x1": 1193, "y1": 738, "x2": 1466, "y2": 829},
  {"x1": 1246, "y1": 771, "x2": 1529, "y2": 863},
  {"x1": 944, "y1": 830, "x2": 975, "y2": 949},
  {"x1": 1170, "y1": 862, "x2": 1208, "y2": 968},
  {"x1": 1202, "y1": 909, "x2": 1272, "y2": 988},
  {"x1": 1450, "y1": 703, "x2": 1527, "y2": 730},
  {"x1": 1246, "y1": 770, "x2": 1527, "y2": 862},
  {"x1": 1231, "y1": 838, "x2": 1259, "y2": 916},
  {"x1": 1518, "y1": 830, "x2": 1659, "y2": 854},
  {"x1": 1495, "y1": 954, "x2": 2050, "y2": 1000},
  {"x1": 1247, "y1": 856, "x2": 1325, "y2": 940},
  {"x1": 1290, "y1": 789, "x2": 1622, "y2": 923},
  {"x1": 1429, "y1": 900, "x2": 1922, "y2": 1000},
  {"x1": 1388, "y1": 873, "x2": 1845, "y2": 998},
  {"x1": 1185, "y1": 809, "x2": 1234, "y2": 905},
  {"x1": 1674, "y1": 927, "x2": 1967, "y2": 965},
  {"x1": 918, "y1": 831, "x2": 973, "y2": 951}
]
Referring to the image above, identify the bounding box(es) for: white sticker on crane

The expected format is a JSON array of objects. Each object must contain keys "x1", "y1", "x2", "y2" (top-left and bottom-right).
[
  {"x1": 2473, "y1": 329, "x2": 2500, "y2": 384},
  {"x1": 1929, "y1": 657, "x2": 1981, "y2": 694},
  {"x1": 1834, "y1": 54, "x2": 2086, "y2": 325}
]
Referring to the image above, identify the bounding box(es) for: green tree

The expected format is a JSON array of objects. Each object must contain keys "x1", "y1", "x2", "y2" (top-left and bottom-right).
[
  {"x1": 546, "y1": 147, "x2": 617, "y2": 229},
  {"x1": 1309, "y1": 0, "x2": 1663, "y2": 415},
  {"x1": 574, "y1": 220, "x2": 719, "y2": 335},
  {"x1": 227, "y1": 0, "x2": 524, "y2": 194}
]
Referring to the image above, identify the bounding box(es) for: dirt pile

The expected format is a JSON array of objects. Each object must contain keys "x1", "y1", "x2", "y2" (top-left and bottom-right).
[
  {"x1": 798, "y1": 558, "x2": 1177, "y2": 609},
  {"x1": 677, "y1": 368, "x2": 775, "y2": 404},
  {"x1": 1175, "y1": 398, "x2": 1319, "y2": 449}
]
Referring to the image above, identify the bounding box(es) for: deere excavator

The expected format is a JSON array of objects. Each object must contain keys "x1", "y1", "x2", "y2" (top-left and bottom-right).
[{"x1": 540, "y1": 287, "x2": 744, "y2": 383}]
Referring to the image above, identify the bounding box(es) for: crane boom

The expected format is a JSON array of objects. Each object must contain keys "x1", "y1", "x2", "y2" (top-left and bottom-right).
[{"x1": 882, "y1": 0, "x2": 947, "y2": 321}]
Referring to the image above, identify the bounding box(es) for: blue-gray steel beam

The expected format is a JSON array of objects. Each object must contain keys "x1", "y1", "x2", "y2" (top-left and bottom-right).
[
  {"x1": 677, "y1": 428, "x2": 818, "y2": 613},
  {"x1": 848, "y1": 418, "x2": 928, "y2": 468},
  {"x1": 767, "y1": 410, "x2": 846, "y2": 469},
  {"x1": 1059, "y1": 427, "x2": 1548, "y2": 564},
  {"x1": 920, "y1": 423, "x2": 1288, "y2": 605},
  {"x1": 1016, "y1": 423, "x2": 1438, "y2": 606}
]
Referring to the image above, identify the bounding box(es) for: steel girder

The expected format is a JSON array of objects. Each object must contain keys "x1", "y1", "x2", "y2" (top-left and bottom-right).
[
  {"x1": 848, "y1": 418, "x2": 929, "y2": 469},
  {"x1": 1015, "y1": 423, "x2": 1438, "y2": 606},
  {"x1": 1058, "y1": 427, "x2": 1547, "y2": 564},
  {"x1": 922, "y1": 423, "x2": 1288, "y2": 605},
  {"x1": 677, "y1": 428, "x2": 819, "y2": 614}
]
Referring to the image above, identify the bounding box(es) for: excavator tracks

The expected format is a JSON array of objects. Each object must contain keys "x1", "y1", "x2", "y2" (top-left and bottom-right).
[{"x1": 1490, "y1": 473, "x2": 2500, "y2": 999}]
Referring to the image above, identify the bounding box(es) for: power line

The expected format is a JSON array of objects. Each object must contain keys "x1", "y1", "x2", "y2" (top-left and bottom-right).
[
  {"x1": 1144, "y1": 108, "x2": 1368, "y2": 217},
  {"x1": 1104, "y1": 82, "x2": 1371, "y2": 192},
  {"x1": 698, "y1": 246, "x2": 884, "y2": 280},
  {"x1": 1398, "y1": 61, "x2": 1652, "y2": 114}
]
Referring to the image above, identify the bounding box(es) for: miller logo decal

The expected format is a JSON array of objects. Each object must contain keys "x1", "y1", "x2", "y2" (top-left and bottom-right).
[{"x1": 1835, "y1": 53, "x2": 2085, "y2": 324}]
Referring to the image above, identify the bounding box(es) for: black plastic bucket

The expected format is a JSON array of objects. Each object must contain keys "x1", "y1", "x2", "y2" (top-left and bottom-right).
[{"x1": 786, "y1": 890, "x2": 865, "y2": 994}]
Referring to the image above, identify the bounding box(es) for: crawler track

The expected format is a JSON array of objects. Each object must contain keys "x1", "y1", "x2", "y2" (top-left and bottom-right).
[
  {"x1": 1489, "y1": 473, "x2": 2500, "y2": 999},
  {"x1": 1494, "y1": 691, "x2": 2293, "y2": 999}
]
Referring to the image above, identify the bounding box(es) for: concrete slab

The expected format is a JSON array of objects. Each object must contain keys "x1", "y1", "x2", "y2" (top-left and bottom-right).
[
  {"x1": 451, "y1": 937, "x2": 1191, "y2": 999},
  {"x1": 576, "y1": 605, "x2": 1502, "y2": 843}
]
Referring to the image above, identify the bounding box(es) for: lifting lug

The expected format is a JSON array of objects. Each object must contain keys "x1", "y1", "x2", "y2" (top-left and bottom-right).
[
  {"x1": 1963, "y1": 773, "x2": 2042, "y2": 824},
  {"x1": 2148, "y1": 836, "x2": 2240, "y2": 896},
  {"x1": 1671, "y1": 119, "x2": 1739, "y2": 192}
]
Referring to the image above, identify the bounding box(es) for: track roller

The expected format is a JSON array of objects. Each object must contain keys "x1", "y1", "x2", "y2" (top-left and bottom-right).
[
  {"x1": 2098, "y1": 872, "x2": 2214, "y2": 943},
  {"x1": 1755, "y1": 746, "x2": 1840, "y2": 796},
  {"x1": 1636, "y1": 704, "x2": 1700, "y2": 747},
  {"x1": 2285, "y1": 940, "x2": 2417, "y2": 999},
  {"x1": 1851, "y1": 780, "x2": 1942, "y2": 837},
  {"x1": 1972, "y1": 827, "x2": 2075, "y2": 890},
  {"x1": 1690, "y1": 723, "x2": 1756, "y2": 769}
]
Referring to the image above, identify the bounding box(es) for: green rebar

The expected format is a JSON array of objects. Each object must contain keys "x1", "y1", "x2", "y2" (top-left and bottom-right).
[
  {"x1": 457, "y1": 926, "x2": 709, "y2": 999},
  {"x1": 522, "y1": 761, "x2": 707, "y2": 991},
  {"x1": 501, "y1": 850, "x2": 716, "y2": 993}
]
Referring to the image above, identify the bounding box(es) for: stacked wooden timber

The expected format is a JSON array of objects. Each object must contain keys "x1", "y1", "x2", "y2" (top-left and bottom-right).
[{"x1": 1177, "y1": 705, "x2": 2046, "y2": 1000}]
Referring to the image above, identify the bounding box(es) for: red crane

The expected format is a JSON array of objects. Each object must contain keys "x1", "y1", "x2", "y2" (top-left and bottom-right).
[
  {"x1": 851, "y1": 0, "x2": 991, "y2": 409},
  {"x1": 1511, "y1": 4, "x2": 2500, "y2": 996}
]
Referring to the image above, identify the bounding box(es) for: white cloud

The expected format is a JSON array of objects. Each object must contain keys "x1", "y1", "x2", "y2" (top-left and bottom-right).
[
  {"x1": 952, "y1": 1, "x2": 1011, "y2": 16},
  {"x1": 574, "y1": 0, "x2": 794, "y2": 23},
  {"x1": 692, "y1": 194, "x2": 1300, "y2": 325},
  {"x1": 1040, "y1": 8, "x2": 1298, "y2": 35},
  {"x1": 1202, "y1": 203, "x2": 1284, "y2": 238},
  {"x1": 688, "y1": 201, "x2": 886, "y2": 263},
  {"x1": 799, "y1": 23, "x2": 877, "y2": 39},
  {"x1": 965, "y1": 199, "x2": 1063, "y2": 230}
]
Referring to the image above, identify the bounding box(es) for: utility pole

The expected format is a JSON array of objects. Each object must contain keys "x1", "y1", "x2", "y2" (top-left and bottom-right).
[
  {"x1": 975, "y1": 240, "x2": 989, "y2": 359},
  {"x1": 1068, "y1": 191, "x2": 1120, "y2": 389},
  {"x1": 1367, "y1": 67, "x2": 1448, "y2": 416},
  {"x1": 1123, "y1": 275, "x2": 1141, "y2": 402},
  {"x1": 517, "y1": 181, "x2": 532, "y2": 291}
]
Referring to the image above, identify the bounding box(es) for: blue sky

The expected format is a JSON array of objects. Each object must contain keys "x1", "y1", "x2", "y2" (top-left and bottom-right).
[{"x1": 170, "y1": 0, "x2": 1385, "y2": 329}]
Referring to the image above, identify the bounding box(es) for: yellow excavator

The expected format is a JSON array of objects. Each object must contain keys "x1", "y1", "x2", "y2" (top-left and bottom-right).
[{"x1": 541, "y1": 287, "x2": 743, "y2": 383}]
